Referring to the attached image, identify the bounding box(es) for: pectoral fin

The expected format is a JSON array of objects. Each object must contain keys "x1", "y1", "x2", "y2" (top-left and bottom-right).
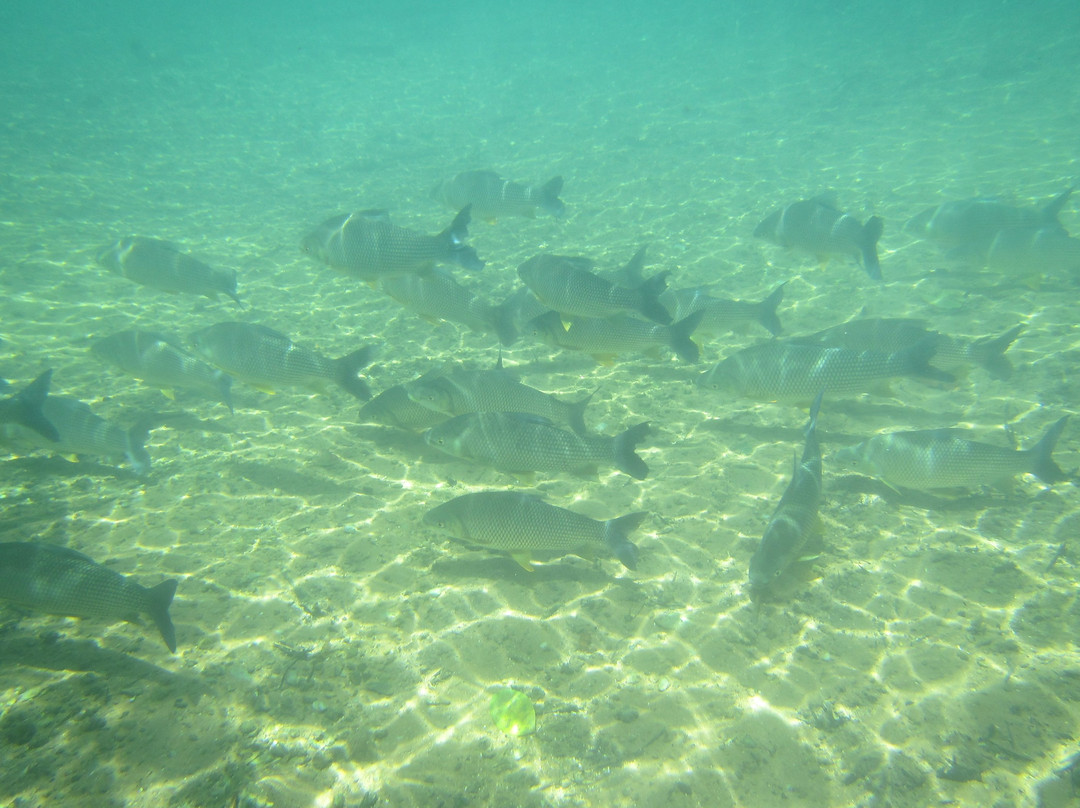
[{"x1": 511, "y1": 553, "x2": 535, "y2": 572}]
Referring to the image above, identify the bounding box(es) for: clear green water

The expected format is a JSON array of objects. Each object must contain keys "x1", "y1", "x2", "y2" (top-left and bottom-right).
[{"x1": 1, "y1": 2, "x2": 1078, "y2": 806}]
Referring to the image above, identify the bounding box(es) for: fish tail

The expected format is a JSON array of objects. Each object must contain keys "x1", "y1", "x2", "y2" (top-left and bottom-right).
[
  {"x1": 145, "y1": 578, "x2": 178, "y2": 653},
  {"x1": 9, "y1": 369, "x2": 59, "y2": 442},
  {"x1": 860, "y1": 216, "x2": 884, "y2": 281},
  {"x1": 756, "y1": 282, "x2": 786, "y2": 336},
  {"x1": 333, "y1": 345, "x2": 378, "y2": 401},
  {"x1": 489, "y1": 299, "x2": 519, "y2": 347},
  {"x1": 127, "y1": 420, "x2": 154, "y2": 476},
  {"x1": 1027, "y1": 416, "x2": 1070, "y2": 484},
  {"x1": 806, "y1": 390, "x2": 824, "y2": 437},
  {"x1": 226, "y1": 289, "x2": 244, "y2": 308},
  {"x1": 669, "y1": 310, "x2": 706, "y2": 363},
  {"x1": 899, "y1": 336, "x2": 955, "y2": 384},
  {"x1": 567, "y1": 391, "x2": 594, "y2": 436},
  {"x1": 636, "y1": 271, "x2": 673, "y2": 324},
  {"x1": 613, "y1": 422, "x2": 651, "y2": 480},
  {"x1": 217, "y1": 374, "x2": 235, "y2": 414},
  {"x1": 443, "y1": 205, "x2": 484, "y2": 271},
  {"x1": 968, "y1": 324, "x2": 1024, "y2": 380},
  {"x1": 539, "y1": 176, "x2": 565, "y2": 218},
  {"x1": 603, "y1": 512, "x2": 647, "y2": 571},
  {"x1": 1041, "y1": 187, "x2": 1074, "y2": 224}
]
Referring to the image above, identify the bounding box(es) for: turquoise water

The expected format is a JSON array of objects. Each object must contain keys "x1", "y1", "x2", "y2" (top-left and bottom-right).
[{"x1": 1, "y1": 2, "x2": 1078, "y2": 806}]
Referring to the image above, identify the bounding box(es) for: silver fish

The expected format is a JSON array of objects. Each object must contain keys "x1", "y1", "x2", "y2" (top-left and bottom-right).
[
  {"x1": 432, "y1": 170, "x2": 565, "y2": 220},
  {"x1": 833, "y1": 416, "x2": 1070, "y2": 490},
  {"x1": 92, "y1": 329, "x2": 233, "y2": 411},
  {"x1": 530, "y1": 310, "x2": 704, "y2": 363},
  {"x1": 517, "y1": 253, "x2": 671, "y2": 324},
  {"x1": 0, "y1": 395, "x2": 152, "y2": 475},
  {"x1": 697, "y1": 338, "x2": 950, "y2": 402},
  {"x1": 301, "y1": 206, "x2": 483, "y2": 281},
  {"x1": 96, "y1": 237, "x2": 240, "y2": 304},
  {"x1": 750, "y1": 392, "x2": 824, "y2": 590},
  {"x1": 754, "y1": 197, "x2": 883, "y2": 280},
  {"x1": 423, "y1": 412, "x2": 650, "y2": 479},
  {"x1": 423, "y1": 491, "x2": 644, "y2": 570},
  {"x1": 190, "y1": 322, "x2": 375, "y2": 400},
  {"x1": 985, "y1": 224, "x2": 1080, "y2": 276},
  {"x1": 378, "y1": 268, "x2": 517, "y2": 345},
  {"x1": 659, "y1": 283, "x2": 785, "y2": 337},
  {"x1": 0, "y1": 542, "x2": 177, "y2": 652}
]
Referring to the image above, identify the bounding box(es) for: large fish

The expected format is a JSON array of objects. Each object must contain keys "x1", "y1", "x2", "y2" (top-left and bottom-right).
[
  {"x1": 985, "y1": 224, "x2": 1080, "y2": 276},
  {"x1": 905, "y1": 188, "x2": 1073, "y2": 255},
  {"x1": 754, "y1": 197, "x2": 884, "y2": 281},
  {"x1": 406, "y1": 362, "x2": 592, "y2": 435},
  {"x1": 432, "y1": 170, "x2": 565, "y2": 220},
  {"x1": 697, "y1": 338, "x2": 950, "y2": 402},
  {"x1": 750, "y1": 392, "x2": 824, "y2": 591},
  {"x1": 1, "y1": 395, "x2": 152, "y2": 475},
  {"x1": 423, "y1": 412, "x2": 650, "y2": 479},
  {"x1": 96, "y1": 237, "x2": 241, "y2": 305},
  {"x1": 833, "y1": 416, "x2": 1070, "y2": 490},
  {"x1": 300, "y1": 206, "x2": 483, "y2": 281},
  {"x1": 0, "y1": 370, "x2": 59, "y2": 442},
  {"x1": 659, "y1": 283, "x2": 785, "y2": 337},
  {"x1": 517, "y1": 253, "x2": 672, "y2": 324},
  {"x1": 358, "y1": 381, "x2": 452, "y2": 431},
  {"x1": 530, "y1": 309, "x2": 705, "y2": 363},
  {"x1": 795, "y1": 318, "x2": 1024, "y2": 380},
  {"x1": 190, "y1": 322, "x2": 375, "y2": 400},
  {"x1": 423, "y1": 491, "x2": 644, "y2": 570},
  {"x1": 0, "y1": 542, "x2": 177, "y2": 652},
  {"x1": 92, "y1": 329, "x2": 234, "y2": 411},
  {"x1": 378, "y1": 268, "x2": 517, "y2": 346}
]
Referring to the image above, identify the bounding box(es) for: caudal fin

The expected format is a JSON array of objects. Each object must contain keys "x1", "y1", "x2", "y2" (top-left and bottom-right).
[
  {"x1": 126, "y1": 420, "x2": 154, "y2": 477},
  {"x1": 860, "y1": 216, "x2": 885, "y2": 281},
  {"x1": 566, "y1": 391, "x2": 594, "y2": 436},
  {"x1": 614, "y1": 245, "x2": 647, "y2": 287},
  {"x1": 5, "y1": 370, "x2": 59, "y2": 442},
  {"x1": 1041, "y1": 187, "x2": 1074, "y2": 224},
  {"x1": 334, "y1": 345, "x2": 378, "y2": 401},
  {"x1": 1028, "y1": 416, "x2": 1069, "y2": 484},
  {"x1": 968, "y1": 324, "x2": 1024, "y2": 380},
  {"x1": 539, "y1": 176, "x2": 565, "y2": 218},
  {"x1": 613, "y1": 422, "x2": 650, "y2": 480},
  {"x1": 898, "y1": 336, "x2": 954, "y2": 385},
  {"x1": 669, "y1": 310, "x2": 706, "y2": 363},
  {"x1": 488, "y1": 299, "x2": 519, "y2": 347},
  {"x1": 636, "y1": 271, "x2": 672, "y2": 325},
  {"x1": 144, "y1": 578, "x2": 178, "y2": 653},
  {"x1": 755, "y1": 282, "x2": 786, "y2": 336},
  {"x1": 602, "y1": 512, "x2": 647, "y2": 570},
  {"x1": 443, "y1": 205, "x2": 484, "y2": 271}
]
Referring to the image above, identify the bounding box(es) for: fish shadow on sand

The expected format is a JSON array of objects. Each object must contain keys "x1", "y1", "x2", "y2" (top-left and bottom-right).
[
  {"x1": 431, "y1": 554, "x2": 621, "y2": 588},
  {"x1": 830, "y1": 474, "x2": 1010, "y2": 511},
  {"x1": 0, "y1": 455, "x2": 140, "y2": 481},
  {"x1": 349, "y1": 425, "x2": 446, "y2": 463},
  {"x1": 231, "y1": 460, "x2": 351, "y2": 499},
  {"x1": 0, "y1": 628, "x2": 201, "y2": 693}
]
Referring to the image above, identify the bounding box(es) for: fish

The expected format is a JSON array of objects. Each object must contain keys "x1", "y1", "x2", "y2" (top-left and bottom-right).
[
  {"x1": 92, "y1": 329, "x2": 234, "y2": 411},
  {"x1": 749, "y1": 391, "x2": 824, "y2": 590},
  {"x1": 0, "y1": 394, "x2": 153, "y2": 475},
  {"x1": 96, "y1": 237, "x2": 241, "y2": 305},
  {"x1": 658, "y1": 283, "x2": 786, "y2": 337},
  {"x1": 905, "y1": 188, "x2": 1073, "y2": 255},
  {"x1": 517, "y1": 253, "x2": 672, "y2": 324},
  {"x1": 530, "y1": 309, "x2": 705, "y2": 363},
  {"x1": 697, "y1": 338, "x2": 951, "y2": 402},
  {"x1": 432, "y1": 170, "x2": 565, "y2": 220},
  {"x1": 423, "y1": 412, "x2": 650, "y2": 479},
  {"x1": 423, "y1": 491, "x2": 644, "y2": 570},
  {"x1": 378, "y1": 268, "x2": 517, "y2": 345},
  {"x1": 405, "y1": 361, "x2": 592, "y2": 435},
  {"x1": 795, "y1": 318, "x2": 1024, "y2": 380},
  {"x1": 833, "y1": 416, "x2": 1070, "y2": 490},
  {"x1": 358, "y1": 380, "x2": 453, "y2": 431},
  {"x1": 0, "y1": 542, "x2": 177, "y2": 652},
  {"x1": 985, "y1": 224, "x2": 1080, "y2": 276},
  {"x1": 300, "y1": 206, "x2": 483, "y2": 281},
  {"x1": 0, "y1": 370, "x2": 59, "y2": 442},
  {"x1": 501, "y1": 286, "x2": 557, "y2": 336},
  {"x1": 753, "y1": 196, "x2": 884, "y2": 280},
  {"x1": 190, "y1": 322, "x2": 375, "y2": 400}
]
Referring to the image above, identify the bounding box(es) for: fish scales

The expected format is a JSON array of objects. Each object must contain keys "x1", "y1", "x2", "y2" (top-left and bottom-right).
[
  {"x1": 96, "y1": 237, "x2": 240, "y2": 304},
  {"x1": 532, "y1": 310, "x2": 703, "y2": 363},
  {"x1": 432, "y1": 170, "x2": 565, "y2": 219},
  {"x1": 0, "y1": 371, "x2": 58, "y2": 442},
  {"x1": 423, "y1": 412, "x2": 649, "y2": 478},
  {"x1": 754, "y1": 197, "x2": 883, "y2": 280},
  {"x1": 378, "y1": 269, "x2": 516, "y2": 345},
  {"x1": 0, "y1": 542, "x2": 177, "y2": 652},
  {"x1": 518, "y1": 254, "x2": 671, "y2": 324},
  {"x1": 660, "y1": 283, "x2": 785, "y2": 336},
  {"x1": 358, "y1": 383, "x2": 450, "y2": 431}
]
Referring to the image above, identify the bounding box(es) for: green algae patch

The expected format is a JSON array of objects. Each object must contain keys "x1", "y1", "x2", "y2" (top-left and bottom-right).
[{"x1": 490, "y1": 688, "x2": 536, "y2": 736}]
